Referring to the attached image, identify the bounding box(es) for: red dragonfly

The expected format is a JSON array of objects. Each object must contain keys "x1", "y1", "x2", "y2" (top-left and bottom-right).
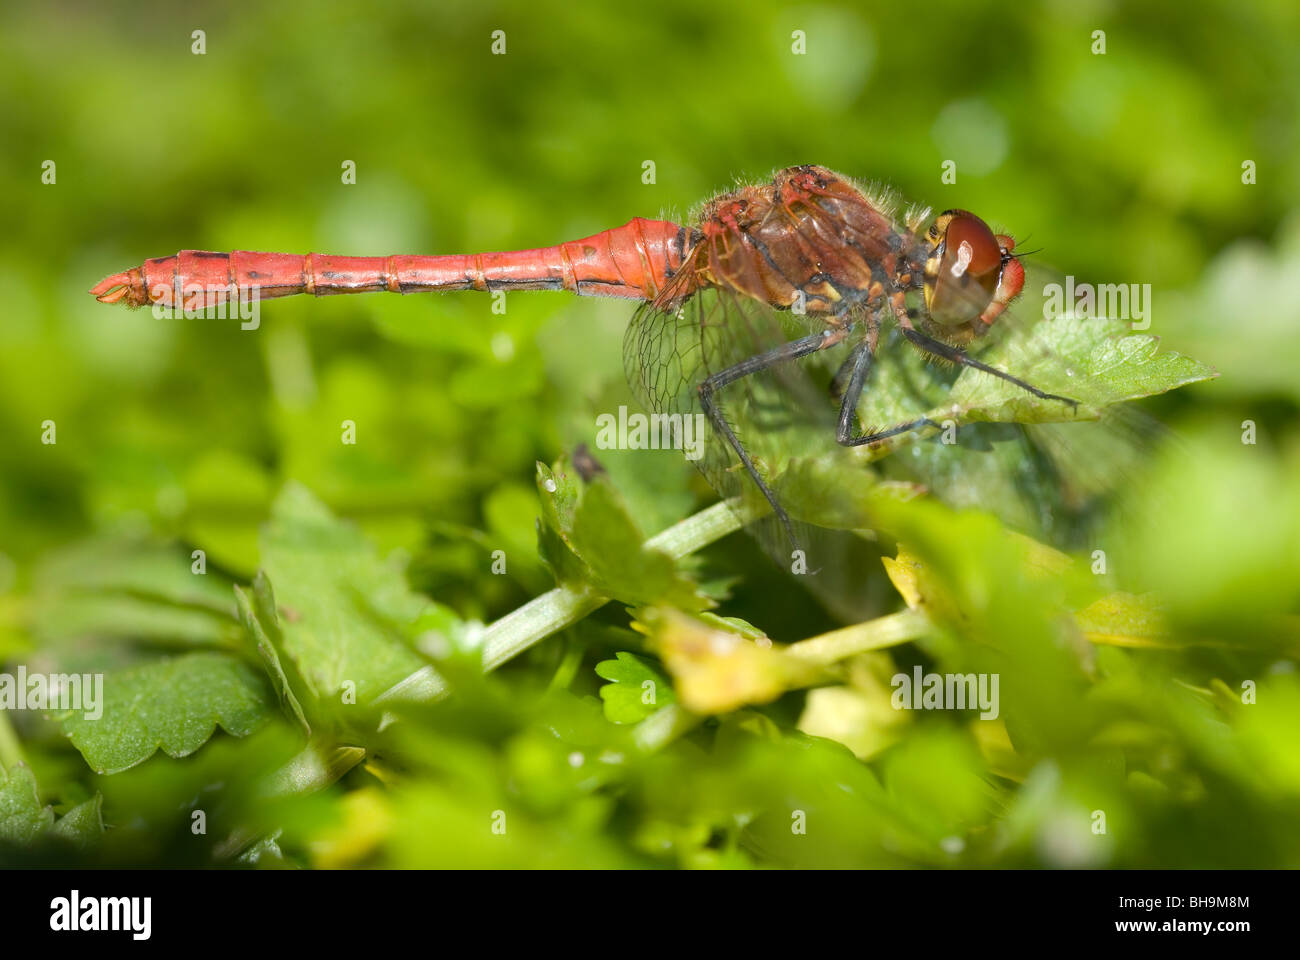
[{"x1": 92, "y1": 164, "x2": 1080, "y2": 578}]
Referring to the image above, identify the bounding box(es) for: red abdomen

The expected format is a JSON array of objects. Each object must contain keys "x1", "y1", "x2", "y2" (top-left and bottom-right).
[{"x1": 91, "y1": 218, "x2": 697, "y2": 310}]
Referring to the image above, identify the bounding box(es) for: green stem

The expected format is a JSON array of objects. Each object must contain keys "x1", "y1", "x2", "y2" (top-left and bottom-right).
[
  {"x1": 261, "y1": 742, "x2": 367, "y2": 798},
  {"x1": 643, "y1": 500, "x2": 743, "y2": 558},
  {"x1": 481, "y1": 584, "x2": 605, "y2": 673},
  {"x1": 480, "y1": 501, "x2": 741, "y2": 673},
  {"x1": 625, "y1": 610, "x2": 931, "y2": 752},
  {"x1": 378, "y1": 501, "x2": 743, "y2": 706},
  {"x1": 786, "y1": 608, "x2": 931, "y2": 665}
]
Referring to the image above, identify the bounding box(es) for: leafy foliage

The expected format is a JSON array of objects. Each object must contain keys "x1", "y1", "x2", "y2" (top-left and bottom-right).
[
  {"x1": 258, "y1": 483, "x2": 436, "y2": 704},
  {"x1": 594, "y1": 651, "x2": 675, "y2": 723},
  {"x1": 537, "y1": 461, "x2": 706, "y2": 609},
  {"x1": 0, "y1": 765, "x2": 102, "y2": 848},
  {"x1": 0, "y1": 765, "x2": 55, "y2": 844},
  {"x1": 235, "y1": 574, "x2": 311, "y2": 735},
  {"x1": 59, "y1": 653, "x2": 274, "y2": 775},
  {"x1": 948, "y1": 316, "x2": 1216, "y2": 423},
  {"x1": 1, "y1": 0, "x2": 1297, "y2": 870}
]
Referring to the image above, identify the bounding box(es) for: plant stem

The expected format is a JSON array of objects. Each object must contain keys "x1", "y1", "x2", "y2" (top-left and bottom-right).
[
  {"x1": 625, "y1": 610, "x2": 931, "y2": 752},
  {"x1": 378, "y1": 501, "x2": 744, "y2": 706},
  {"x1": 480, "y1": 584, "x2": 605, "y2": 673},
  {"x1": 480, "y1": 501, "x2": 741, "y2": 673},
  {"x1": 262, "y1": 742, "x2": 367, "y2": 797},
  {"x1": 786, "y1": 608, "x2": 931, "y2": 665},
  {"x1": 644, "y1": 500, "x2": 743, "y2": 558}
]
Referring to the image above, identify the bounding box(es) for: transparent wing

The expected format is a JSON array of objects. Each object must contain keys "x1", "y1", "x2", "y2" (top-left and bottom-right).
[
  {"x1": 623, "y1": 281, "x2": 838, "y2": 517},
  {"x1": 852, "y1": 259, "x2": 1186, "y2": 551},
  {"x1": 624, "y1": 278, "x2": 897, "y2": 621},
  {"x1": 622, "y1": 216, "x2": 1203, "y2": 618}
]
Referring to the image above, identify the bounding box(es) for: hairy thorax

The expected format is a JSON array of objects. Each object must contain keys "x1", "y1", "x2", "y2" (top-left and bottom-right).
[{"x1": 668, "y1": 165, "x2": 927, "y2": 319}]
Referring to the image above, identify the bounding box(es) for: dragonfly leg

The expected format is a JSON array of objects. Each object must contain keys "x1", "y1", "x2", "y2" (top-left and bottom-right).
[
  {"x1": 833, "y1": 321, "x2": 944, "y2": 446},
  {"x1": 840, "y1": 414, "x2": 944, "y2": 447},
  {"x1": 829, "y1": 311, "x2": 880, "y2": 404},
  {"x1": 838, "y1": 295, "x2": 1080, "y2": 447},
  {"x1": 896, "y1": 322, "x2": 1080, "y2": 409},
  {"x1": 698, "y1": 328, "x2": 849, "y2": 545}
]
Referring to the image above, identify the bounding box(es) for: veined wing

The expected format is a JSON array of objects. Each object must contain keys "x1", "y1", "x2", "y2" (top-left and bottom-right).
[
  {"x1": 850, "y1": 258, "x2": 1202, "y2": 551},
  {"x1": 623, "y1": 200, "x2": 1211, "y2": 615},
  {"x1": 623, "y1": 273, "x2": 899, "y2": 621}
]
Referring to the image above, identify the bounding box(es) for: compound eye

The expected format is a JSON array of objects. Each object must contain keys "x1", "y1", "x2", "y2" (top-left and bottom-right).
[
  {"x1": 943, "y1": 213, "x2": 1002, "y2": 278},
  {"x1": 930, "y1": 211, "x2": 1003, "y2": 326}
]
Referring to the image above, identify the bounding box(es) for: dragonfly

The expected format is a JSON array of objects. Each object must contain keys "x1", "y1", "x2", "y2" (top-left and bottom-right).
[{"x1": 91, "y1": 164, "x2": 1098, "y2": 594}]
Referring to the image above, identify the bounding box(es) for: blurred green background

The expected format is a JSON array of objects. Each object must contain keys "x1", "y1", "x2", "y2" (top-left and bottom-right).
[{"x1": 1, "y1": 0, "x2": 1298, "y2": 868}]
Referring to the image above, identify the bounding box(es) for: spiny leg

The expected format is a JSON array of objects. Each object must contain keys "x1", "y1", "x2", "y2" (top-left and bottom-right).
[
  {"x1": 835, "y1": 292, "x2": 1080, "y2": 447},
  {"x1": 828, "y1": 309, "x2": 878, "y2": 411},
  {"x1": 833, "y1": 318, "x2": 945, "y2": 447},
  {"x1": 841, "y1": 413, "x2": 944, "y2": 447},
  {"x1": 895, "y1": 304, "x2": 1079, "y2": 409},
  {"x1": 698, "y1": 327, "x2": 851, "y2": 546},
  {"x1": 829, "y1": 314, "x2": 876, "y2": 403}
]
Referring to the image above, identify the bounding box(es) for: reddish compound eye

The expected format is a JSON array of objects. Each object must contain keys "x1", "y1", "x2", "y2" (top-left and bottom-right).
[
  {"x1": 943, "y1": 212, "x2": 1003, "y2": 277},
  {"x1": 926, "y1": 211, "x2": 1004, "y2": 328}
]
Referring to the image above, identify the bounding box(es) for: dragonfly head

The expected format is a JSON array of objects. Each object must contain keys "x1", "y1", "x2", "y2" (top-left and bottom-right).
[{"x1": 922, "y1": 210, "x2": 1025, "y2": 340}]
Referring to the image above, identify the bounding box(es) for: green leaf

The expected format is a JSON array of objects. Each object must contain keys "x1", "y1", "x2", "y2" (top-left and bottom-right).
[
  {"x1": 571, "y1": 482, "x2": 705, "y2": 608},
  {"x1": 536, "y1": 460, "x2": 706, "y2": 609},
  {"x1": 800, "y1": 313, "x2": 1218, "y2": 548},
  {"x1": 49, "y1": 795, "x2": 105, "y2": 847},
  {"x1": 595, "y1": 652, "x2": 676, "y2": 723},
  {"x1": 881, "y1": 727, "x2": 990, "y2": 852},
  {"x1": 848, "y1": 314, "x2": 1215, "y2": 449},
  {"x1": 1075, "y1": 592, "x2": 1174, "y2": 648},
  {"x1": 948, "y1": 316, "x2": 1216, "y2": 423},
  {"x1": 0, "y1": 765, "x2": 53, "y2": 843},
  {"x1": 235, "y1": 574, "x2": 311, "y2": 736},
  {"x1": 33, "y1": 595, "x2": 239, "y2": 650},
  {"x1": 30, "y1": 539, "x2": 242, "y2": 651},
  {"x1": 0, "y1": 765, "x2": 103, "y2": 848},
  {"x1": 59, "y1": 652, "x2": 274, "y2": 774},
  {"x1": 34, "y1": 537, "x2": 238, "y2": 614},
  {"x1": 259, "y1": 483, "x2": 433, "y2": 704},
  {"x1": 535, "y1": 460, "x2": 591, "y2": 586}
]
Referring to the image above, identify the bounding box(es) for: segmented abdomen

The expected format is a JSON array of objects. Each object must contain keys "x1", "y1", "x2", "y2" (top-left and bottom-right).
[{"x1": 90, "y1": 218, "x2": 697, "y2": 310}]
